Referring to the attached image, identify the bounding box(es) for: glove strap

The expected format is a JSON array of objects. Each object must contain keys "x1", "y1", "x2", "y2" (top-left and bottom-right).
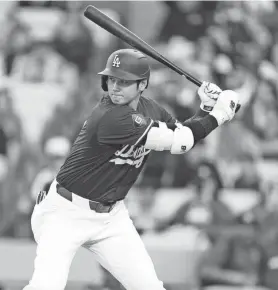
[{"x1": 200, "y1": 103, "x2": 213, "y2": 112}]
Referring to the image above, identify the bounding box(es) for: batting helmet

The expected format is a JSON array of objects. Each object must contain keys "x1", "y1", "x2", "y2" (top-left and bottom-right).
[{"x1": 98, "y1": 49, "x2": 151, "y2": 91}]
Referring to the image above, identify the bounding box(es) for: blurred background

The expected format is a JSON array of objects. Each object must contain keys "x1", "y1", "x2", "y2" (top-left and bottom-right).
[{"x1": 1, "y1": 1, "x2": 278, "y2": 290}]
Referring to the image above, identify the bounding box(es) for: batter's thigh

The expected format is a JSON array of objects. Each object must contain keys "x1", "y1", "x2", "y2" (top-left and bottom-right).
[
  {"x1": 24, "y1": 205, "x2": 86, "y2": 290},
  {"x1": 86, "y1": 206, "x2": 166, "y2": 290}
]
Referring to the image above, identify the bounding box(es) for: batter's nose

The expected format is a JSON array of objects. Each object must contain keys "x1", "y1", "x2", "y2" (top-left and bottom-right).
[{"x1": 112, "y1": 80, "x2": 121, "y2": 90}]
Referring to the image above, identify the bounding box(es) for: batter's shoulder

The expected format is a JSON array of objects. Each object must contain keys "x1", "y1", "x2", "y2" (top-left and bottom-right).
[
  {"x1": 140, "y1": 95, "x2": 161, "y2": 108},
  {"x1": 101, "y1": 105, "x2": 135, "y2": 127},
  {"x1": 140, "y1": 95, "x2": 175, "y2": 123},
  {"x1": 95, "y1": 98, "x2": 135, "y2": 129},
  {"x1": 140, "y1": 95, "x2": 170, "y2": 113}
]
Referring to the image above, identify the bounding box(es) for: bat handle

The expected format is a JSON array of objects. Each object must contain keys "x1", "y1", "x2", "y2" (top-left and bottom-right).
[{"x1": 184, "y1": 75, "x2": 202, "y2": 87}]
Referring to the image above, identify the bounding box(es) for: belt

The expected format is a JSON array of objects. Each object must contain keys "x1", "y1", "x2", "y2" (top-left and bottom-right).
[
  {"x1": 56, "y1": 184, "x2": 116, "y2": 213},
  {"x1": 35, "y1": 184, "x2": 116, "y2": 213}
]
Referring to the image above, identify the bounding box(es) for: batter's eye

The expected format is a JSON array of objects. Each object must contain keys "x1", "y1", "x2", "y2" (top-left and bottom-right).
[{"x1": 108, "y1": 77, "x2": 135, "y2": 87}]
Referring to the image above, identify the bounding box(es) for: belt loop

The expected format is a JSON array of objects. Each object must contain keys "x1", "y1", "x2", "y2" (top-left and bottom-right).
[
  {"x1": 36, "y1": 190, "x2": 47, "y2": 205},
  {"x1": 108, "y1": 203, "x2": 115, "y2": 213}
]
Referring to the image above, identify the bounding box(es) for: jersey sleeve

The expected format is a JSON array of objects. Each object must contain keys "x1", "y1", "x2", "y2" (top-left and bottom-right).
[
  {"x1": 149, "y1": 98, "x2": 177, "y2": 125},
  {"x1": 97, "y1": 106, "x2": 154, "y2": 146},
  {"x1": 160, "y1": 106, "x2": 177, "y2": 124}
]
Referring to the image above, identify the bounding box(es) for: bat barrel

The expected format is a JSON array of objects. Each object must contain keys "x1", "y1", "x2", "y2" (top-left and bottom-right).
[
  {"x1": 84, "y1": 6, "x2": 201, "y2": 85},
  {"x1": 84, "y1": 5, "x2": 240, "y2": 112}
]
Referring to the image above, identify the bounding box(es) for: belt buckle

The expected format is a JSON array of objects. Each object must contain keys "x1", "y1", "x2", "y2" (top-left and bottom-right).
[
  {"x1": 95, "y1": 202, "x2": 106, "y2": 213},
  {"x1": 95, "y1": 202, "x2": 115, "y2": 213}
]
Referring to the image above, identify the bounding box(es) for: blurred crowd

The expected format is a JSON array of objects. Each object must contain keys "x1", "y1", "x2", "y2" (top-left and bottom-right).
[{"x1": 1, "y1": 1, "x2": 278, "y2": 290}]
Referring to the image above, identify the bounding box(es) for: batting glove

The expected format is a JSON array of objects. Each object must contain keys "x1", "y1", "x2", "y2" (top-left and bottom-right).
[
  {"x1": 198, "y1": 81, "x2": 222, "y2": 112},
  {"x1": 209, "y1": 90, "x2": 239, "y2": 126}
]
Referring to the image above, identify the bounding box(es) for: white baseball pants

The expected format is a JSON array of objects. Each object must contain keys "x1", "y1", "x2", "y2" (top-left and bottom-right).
[{"x1": 23, "y1": 180, "x2": 165, "y2": 290}]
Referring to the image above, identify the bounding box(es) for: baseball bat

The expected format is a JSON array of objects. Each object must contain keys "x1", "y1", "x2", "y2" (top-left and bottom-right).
[{"x1": 84, "y1": 5, "x2": 240, "y2": 112}]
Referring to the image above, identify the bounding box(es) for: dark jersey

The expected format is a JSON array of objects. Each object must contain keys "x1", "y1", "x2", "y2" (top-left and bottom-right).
[{"x1": 57, "y1": 94, "x2": 176, "y2": 202}]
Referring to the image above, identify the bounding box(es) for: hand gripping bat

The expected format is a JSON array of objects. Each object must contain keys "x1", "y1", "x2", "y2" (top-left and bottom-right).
[{"x1": 84, "y1": 5, "x2": 240, "y2": 112}]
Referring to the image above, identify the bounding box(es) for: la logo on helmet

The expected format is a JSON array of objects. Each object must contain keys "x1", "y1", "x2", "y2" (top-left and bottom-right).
[{"x1": 112, "y1": 55, "x2": 120, "y2": 67}]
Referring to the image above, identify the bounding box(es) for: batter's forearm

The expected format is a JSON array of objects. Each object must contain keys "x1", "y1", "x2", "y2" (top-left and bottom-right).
[
  {"x1": 190, "y1": 107, "x2": 210, "y2": 120},
  {"x1": 182, "y1": 114, "x2": 218, "y2": 145}
]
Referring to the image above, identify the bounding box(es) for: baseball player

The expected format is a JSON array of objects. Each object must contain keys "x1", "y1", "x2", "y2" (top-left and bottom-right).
[{"x1": 23, "y1": 49, "x2": 239, "y2": 290}]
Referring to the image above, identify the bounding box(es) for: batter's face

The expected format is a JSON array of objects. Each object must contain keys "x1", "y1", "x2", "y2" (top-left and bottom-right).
[{"x1": 107, "y1": 76, "x2": 147, "y2": 109}]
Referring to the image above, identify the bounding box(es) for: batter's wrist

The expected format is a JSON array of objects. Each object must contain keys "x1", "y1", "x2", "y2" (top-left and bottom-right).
[{"x1": 200, "y1": 103, "x2": 213, "y2": 112}]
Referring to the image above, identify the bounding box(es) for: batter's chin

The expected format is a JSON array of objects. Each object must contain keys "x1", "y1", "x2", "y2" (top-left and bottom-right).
[{"x1": 111, "y1": 95, "x2": 126, "y2": 104}]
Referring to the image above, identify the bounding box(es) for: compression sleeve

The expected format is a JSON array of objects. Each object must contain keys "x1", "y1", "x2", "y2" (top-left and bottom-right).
[{"x1": 182, "y1": 114, "x2": 218, "y2": 144}]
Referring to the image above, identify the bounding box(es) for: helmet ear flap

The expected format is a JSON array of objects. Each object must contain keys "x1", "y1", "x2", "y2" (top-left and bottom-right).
[{"x1": 101, "y1": 75, "x2": 108, "y2": 91}]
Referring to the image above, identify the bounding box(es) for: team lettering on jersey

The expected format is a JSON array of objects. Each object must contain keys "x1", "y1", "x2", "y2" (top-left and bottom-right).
[{"x1": 110, "y1": 144, "x2": 151, "y2": 168}]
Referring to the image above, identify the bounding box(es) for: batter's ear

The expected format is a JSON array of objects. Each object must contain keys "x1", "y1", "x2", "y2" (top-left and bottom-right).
[{"x1": 139, "y1": 79, "x2": 147, "y2": 91}]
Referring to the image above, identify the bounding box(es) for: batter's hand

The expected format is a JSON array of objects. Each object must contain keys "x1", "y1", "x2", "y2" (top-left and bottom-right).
[
  {"x1": 209, "y1": 90, "x2": 239, "y2": 126},
  {"x1": 198, "y1": 81, "x2": 222, "y2": 112}
]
